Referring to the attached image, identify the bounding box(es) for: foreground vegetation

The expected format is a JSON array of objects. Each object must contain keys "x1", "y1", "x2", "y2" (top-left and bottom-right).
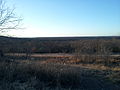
[
  {"x1": 0, "y1": 57, "x2": 120, "y2": 90},
  {"x1": 0, "y1": 60, "x2": 82, "y2": 90}
]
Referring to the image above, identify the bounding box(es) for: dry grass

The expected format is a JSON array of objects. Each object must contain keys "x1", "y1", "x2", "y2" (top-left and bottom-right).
[
  {"x1": 0, "y1": 53, "x2": 120, "y2": 89},
  {"x1": 72, "y1": 63, "x2": 120, "y2": 85},
  {"x1": 39, "y1": 55, "x2": 120, "y2": 86},
  {"x1": 0, "y1": 60, "x2": 81, "y2": 90}
]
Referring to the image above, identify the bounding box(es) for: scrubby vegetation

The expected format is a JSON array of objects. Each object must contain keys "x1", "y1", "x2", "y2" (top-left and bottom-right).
[
  {"x1": 0, "y1": 60, "x2": 82, "y2": 90},
  {"x1": 0, "y1": 36, "x2": 120, "y2": 90},
  {"x1": 0, "y1": 36, "x2": 120, "y2": 54}
]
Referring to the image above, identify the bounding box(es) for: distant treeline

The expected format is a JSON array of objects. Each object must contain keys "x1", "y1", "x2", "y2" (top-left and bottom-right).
[{"x1": 0, "y1": 36, "x2": 120, "y2": 54}]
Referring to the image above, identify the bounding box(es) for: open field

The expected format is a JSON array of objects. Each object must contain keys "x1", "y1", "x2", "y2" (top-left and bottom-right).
[
  {"x1": 5, "y1": 53, "x2": 120, "y2": 57},
  {"x1": 0, "y1": 0, "x2": 120, "y2": 89},
  {"x1": 0, "y1": 36, "x2": 120, "y2": 90},
  {"x1": 6, "y1": 53, "x2": 120, "y2": 66},
  {"x1": 0, "y1": 59, "x2": 120, "y2": 90},
  {"x1": 6, "y1": 53, "x2": 74, "y2": 58},
  {"x1": 0, "y1": 53, "x2": 120, "y2": 90}
]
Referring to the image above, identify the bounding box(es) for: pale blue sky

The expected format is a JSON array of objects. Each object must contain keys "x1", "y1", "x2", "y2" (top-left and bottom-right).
[{"x1": 7, "y1": 0, "x2": 120, "y2": 37}]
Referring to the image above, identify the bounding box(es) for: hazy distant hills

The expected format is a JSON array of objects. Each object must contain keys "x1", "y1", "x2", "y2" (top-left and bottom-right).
[{"x1": 0, "y1": 36, "x2": 120, "y2": 41}]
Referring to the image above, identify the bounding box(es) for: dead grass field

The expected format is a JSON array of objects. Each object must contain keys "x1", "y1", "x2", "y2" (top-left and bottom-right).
[{"x1": 0, "y1": 53, "x2": 120, "y2": 90}]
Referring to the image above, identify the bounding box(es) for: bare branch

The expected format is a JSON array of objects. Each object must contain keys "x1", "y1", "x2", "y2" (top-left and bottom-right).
[{"x1": 0, "y1": 0, "x2": 22, "y2": 34}]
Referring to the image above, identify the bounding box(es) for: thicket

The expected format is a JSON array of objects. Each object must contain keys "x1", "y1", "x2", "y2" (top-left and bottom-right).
[
  {"x1": 71, "y1": 39, "x2": 120, "y2": 66},
  {"x1": 0, "y1": 37, "x2": 120, "y2": 54}
]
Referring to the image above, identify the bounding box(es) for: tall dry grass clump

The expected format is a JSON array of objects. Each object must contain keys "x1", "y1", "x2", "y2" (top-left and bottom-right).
[{"x1": 0, "y1": 60, "x2": 81, "y2": 90}]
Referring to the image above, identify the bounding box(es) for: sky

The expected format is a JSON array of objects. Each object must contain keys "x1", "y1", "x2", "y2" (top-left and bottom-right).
[{"x1": 6, "y1": 0, "x2": 120, "y2": 37}]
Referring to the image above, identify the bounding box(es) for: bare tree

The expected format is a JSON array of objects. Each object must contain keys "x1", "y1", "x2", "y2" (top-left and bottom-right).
[
  {"x1": 0, "y1": 0, "x2": 22, "y2": 34},
  {"x1": 0, "y1": 0, "x2": 22, "y2": 59}
]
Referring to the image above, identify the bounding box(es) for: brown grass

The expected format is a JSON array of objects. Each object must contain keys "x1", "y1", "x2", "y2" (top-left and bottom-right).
[
  {"x1": 0, "y1": 53, "x2": 120, "y2": 89},
  {"x1": 0, "y1": 60, "x2": 81, "y2": 90}
]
